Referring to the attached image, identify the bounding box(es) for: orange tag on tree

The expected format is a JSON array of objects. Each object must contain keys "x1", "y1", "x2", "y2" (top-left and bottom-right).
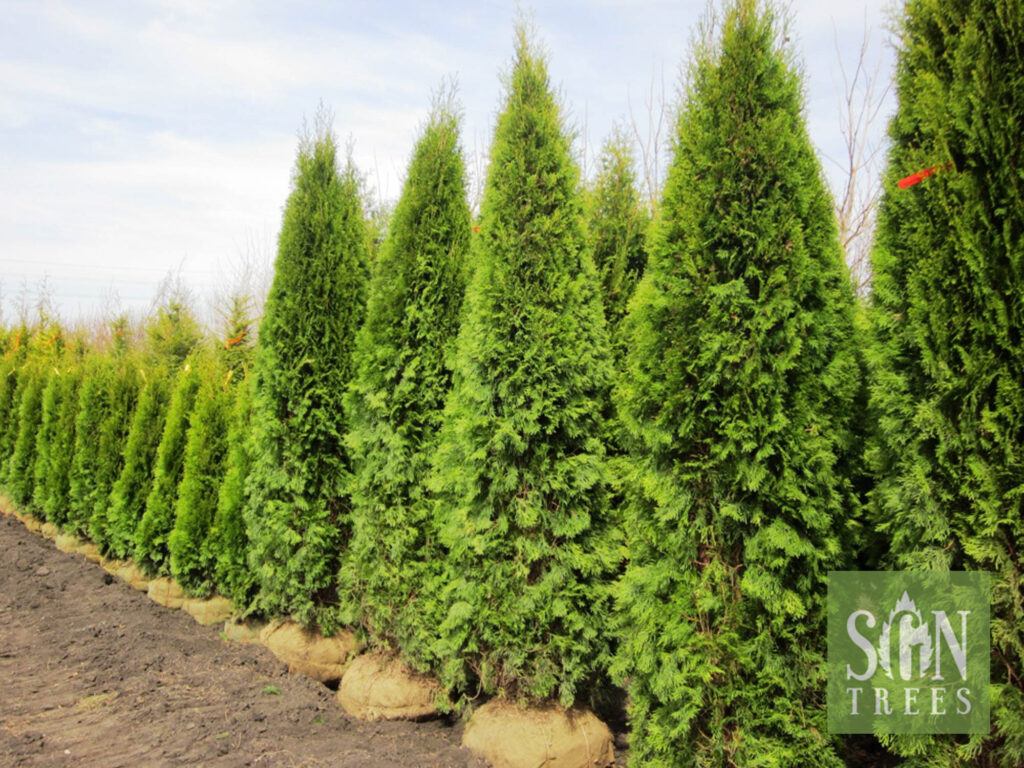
[{"x1": 898, "y1": 166, "x2": 938, "y2": 189}]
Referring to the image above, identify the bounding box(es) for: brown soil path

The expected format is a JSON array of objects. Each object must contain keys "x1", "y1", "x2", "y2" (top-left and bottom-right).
[{"x1": 0, "y1": 513, "x2": 485, "y2": 768}]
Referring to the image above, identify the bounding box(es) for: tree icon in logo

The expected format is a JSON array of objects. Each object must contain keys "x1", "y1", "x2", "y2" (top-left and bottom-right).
[{"x1": 877, "y1": 591, "x2": 933, "y2": 681}]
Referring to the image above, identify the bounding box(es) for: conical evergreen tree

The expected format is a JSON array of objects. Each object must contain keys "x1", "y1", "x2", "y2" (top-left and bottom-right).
[
  {"x1": 243, "y1": 117, "x2": 368, "y2": 630},
  {"x1": 586, "y1": 129, "x2": 649, "y2": 346},
  {"x1": 169, "y1": 352, "x2": 235, "y2": 597},
  {"x1": 143, "y1": 280, "x2": 202, "y2": 366},
  {"x1": 425, "y1": 28, "x2": 616, "y2": 706},
  {"x1": 613, "y1": 2, "x2": 860, "y2": 764},
  {"x1": 67, "y1": 359, "x2": 113, "y2": 536},
  {"x1": 134, "y1": 357, "x2": 201, "y2": 576},
  {"x1": 868, "y1": 0, "x2": 1024, "y2": 763},
  {"x1": 37, "y1": 364, "x2": 82, "y2": 526},
  {"x1": 105, "y1": 295, "x2": 200, "y2": 558},
  {"x1": 0, "y1": 326, "x2": 31, "y2": 470},
  {"x1": 5, "y1": 364, "x2": 48, "y2": 505},
  {"x1": 67, "y1": 317, "x2": 138, "y2": 539},
  {"x1": 32, "y1": 367, "x2": 65, "y2": 513},
  {"x1": 340, "y1": 97, "x2": 471, "y2": 649},
  {"x1": 85, "y1": 359, "x2": 140, "y2": 548},
  {"x1": 208, "y1": 379, "x2": 256, "y2": 608},
  {"x1": 104, "y1": 374, "x2": 171, "y2": 557},
  {"x1": 171, "y1": 296, "x2": 256, "y2": 597}
]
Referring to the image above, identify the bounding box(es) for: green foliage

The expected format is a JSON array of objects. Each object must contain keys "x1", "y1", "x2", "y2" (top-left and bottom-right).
[
  {"x1": 612, "y1": 2, "x2": 860, "y2": 764},
  {"x1": 133, "y1": 358, "x2": 200, "y2": 576},
  {"x1": 208, "y1": 379, "x2": 255, "y2": 608},
  {"x1": 340, "y1": 98, "x2": 471, "y2": 649},
  {"x1": 144, "y1": 279, "x2": 202, "y2": 366},
  {"x1": 244, "y1": 119, "x2": 368, "y2": 630},
  {"x1": 105, "y1": 373, "x2": 172, "y2": 558},
  {"x1": 218, "y1": 293, "x2": 256, "y2": 377},
  {"x1": 4, "y1": 364, "x2": 47, "y2": 505},
  {"x1": 85, "y1": 360, "x2": 140, "y2": 548},
  {"x1": 66, "y1": 338, "x2": 139, "y2": 540},
  {"x1": 867, "y1": 0, "x2": 1024, "y2": 763},
  {"x1": 425, "y1": 28, "x2": 616, "y2": 706},
  {"x1": 66, "y1": 358, "x2": 110, "y2": 535},
  {"x1": 37, "y1": 365, "x2": 82, "y2": 526},
  {"x1": 586, "y1": 129, "x2": 649, "y2": 344},
  {"x1": 31, "y1": 367, "x2": 64, "y2": 513},
  {"x1": 0, "y1": 335, "x2": 30, "y2": 482},
  {"x1": 169, "y1": 354, "x2": 236, "y2": 597},
  {"x1": 0, "y1": 346, "x2": 25, "y2": 465}
]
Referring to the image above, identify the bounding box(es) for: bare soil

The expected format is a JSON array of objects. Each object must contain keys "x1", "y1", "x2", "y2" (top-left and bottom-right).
[{"x1": 0, "y1": 512, "x2": 486, "y2": 768}]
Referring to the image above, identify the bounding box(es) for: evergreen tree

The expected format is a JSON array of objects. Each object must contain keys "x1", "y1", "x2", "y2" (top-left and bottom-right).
[
  {"x1": 3, "y1": 322, "x2": 63, "y2": 501},
  {"x1": 425, "y1": 28, "x2": 616, "y2": 706},
  {"x1": 145, "y1": 277, "x2": 202, "y2": 366},
  {"x1": 169, "y1": 353, "x2": 235, "y2": 597},
  {"x1": 613, "y1": 2, "x2": 860, "y2": 764},
  {"x1": 868, "y1": 0, "x2": 1024, "y2": 763},
  {"x1": 217, "y1": 292, "x2": 256, "y2": 377},
  {"x1": 0, "y1": 331, "x2": 30, "y2": 481},
  {"x1": 85, "y1": 359, "x2": 140, "y2": 548},
  {"x1": 586, "y1": 129, "x2": 649, "y2": 345},
  {"x1": 208, "y1": 379, "x2": 256, "y2": 608},
  {"x1": 340, "y1": 98, "x2": 471, "y2": 649},
  {"x1": 31, "y1": 367, "x2": 64, "y2": 513},
  {"x1": 104, "y1": 374, "x2": 171, "y2": 558},
  {"x1": 38, "y1": 365, "x2": 82, "y2": 526},
  {"x1": 0, "y1": 333, "x2": 27, "y2": 465},
  {"x1": 244, "y1": 117, "x2": 368, "y2": 630},
  {"x1": 4, "y1": 365, "x2": 47, "y2": 505},
  {"x1": 67, "y1": 359, "x2": 111, "y2": 535},
  {"x1": 105, "y1": 291, "x2": 200, "y2": 558},
  {"x1": 67, "y1": 316, "x2": 137, "y2": 539},
  {"x1": 134, "y1": 358, "x2": 201, "y2": 576}
]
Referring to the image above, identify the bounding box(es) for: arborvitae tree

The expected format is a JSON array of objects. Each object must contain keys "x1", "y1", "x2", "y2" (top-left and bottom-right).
[
  {"x1": 424, "y1": 28, "x2": 616, "y2": 706},
  {"x1": 0, "y1": 332, "x2": 27, "y2": 464},
  {"x1": 0, "y1": 330, "x2": 31, "y2": 480},
  {"x1": 85, "y1": 359, "x2": 140, "y2": 548},
  {"x1": 104, "y1": 293, "x2": 200, "y2": 558},
  {"x1": 613, "y1": 2, "x2": 860, "y2": 764},
  {"x1": 37, "y1": 365, "x2": 82, "y2": 526},
  {"x1": 2, "y1": 321, "x2": 63, "y2": 500},
  {"x1": 134, "y1": 358, "x2": 201, "y2": 576},
  {"x1": 339, "y1": 99, "x2": 471, "y2": 648},
  {"x1": 169, "y1": 353, "x2": 235, "y2": 597},
  {"x1": 104, "y1": 374, "x2": 172, "y2": 558},
  {"x1": 200, "y1": 297, "x2": 258, "y2": 606},
  {"x1": 868, "y1": 0, "x2": 1024, "y2": 764},
  {"x1": 218, "y1": 292, "x2": 256, "y2": 377},
  {"x1": 4, "y1": 365, "x2": 47, "y2": 505},
  {"x1": 208, "y1": 379, "x2": 255, "y2": 608},
  {"x1": 145, "y1": 277, "x2": 202, "y2": 365},
  {"x1": 67, "y1": 359, "x2": 111, "y2": 535},
  {"x1": 586, "y1": 129, "x2": 649, "y2": 343},
  {"x1": 244, "y1": 118, "x2": 368, "y2": 630},
  {"x1": 31, "y1": 367, "x2": 64, "y2": 513},
  {"x1": 67, "y1": 316, "x2": 137, "y2": 539}
]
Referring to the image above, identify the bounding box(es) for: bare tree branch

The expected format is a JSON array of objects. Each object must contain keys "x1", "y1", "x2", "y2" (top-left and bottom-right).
[
  {"x1": 628, "y1": 66, "x2": 669, "y2": 213},
  {"x1": 829, "y1": 19, "x2": 891, "y2": 296}
]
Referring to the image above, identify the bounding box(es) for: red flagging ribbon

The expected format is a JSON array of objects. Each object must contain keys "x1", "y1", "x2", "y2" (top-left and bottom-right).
[{"x1": 898, "y1": 166, "x2": 939, "y2": 189}]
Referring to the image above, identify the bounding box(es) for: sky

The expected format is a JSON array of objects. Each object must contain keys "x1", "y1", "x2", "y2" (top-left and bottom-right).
[{"x1": 0, "y1": 0, "x2": 898, "y2": 327}]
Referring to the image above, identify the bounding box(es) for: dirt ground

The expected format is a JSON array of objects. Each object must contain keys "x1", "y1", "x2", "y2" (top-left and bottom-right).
[{"x1": 0, "y1": 512, "x2": 488, "y2": 768}]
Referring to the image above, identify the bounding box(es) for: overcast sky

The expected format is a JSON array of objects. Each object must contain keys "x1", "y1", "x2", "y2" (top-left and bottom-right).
[{"x1": 1, "y1": 0, "x2": 897, "y2": 326}]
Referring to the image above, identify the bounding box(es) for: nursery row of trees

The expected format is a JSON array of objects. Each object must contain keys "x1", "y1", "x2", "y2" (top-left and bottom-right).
[{"x1": 1, "y1": 0, "x2": 1020, "y2": 766}]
